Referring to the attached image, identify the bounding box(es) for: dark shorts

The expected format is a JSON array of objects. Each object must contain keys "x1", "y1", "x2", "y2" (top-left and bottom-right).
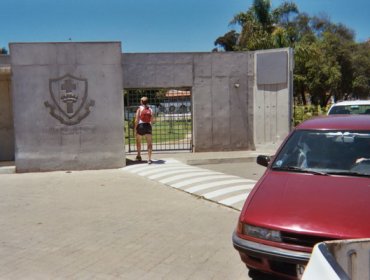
[{"x1": 136, "y1": 123, "x2": 152, "y2": 136}]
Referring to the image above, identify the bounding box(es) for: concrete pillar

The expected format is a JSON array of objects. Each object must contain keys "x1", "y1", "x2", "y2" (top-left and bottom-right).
[
  {"x1": 253, "y1": 48, "x2": 292, "y2": 147},
  {"x1": 10, "y1": 42, "x2": 125, "y2": 172}
]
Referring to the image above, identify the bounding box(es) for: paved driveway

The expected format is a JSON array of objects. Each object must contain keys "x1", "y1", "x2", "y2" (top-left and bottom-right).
[
  {"x1": 124, "y1": 159, "x2": 260, "y2": 210},
  {"x1": 0, "y1": 168, "x2": 250, "y2": 279}
]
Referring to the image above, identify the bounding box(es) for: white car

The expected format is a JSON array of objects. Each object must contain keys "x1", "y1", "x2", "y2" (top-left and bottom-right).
[{"x1": 327, "y1": 100, "x2": 370, "y2": 115}]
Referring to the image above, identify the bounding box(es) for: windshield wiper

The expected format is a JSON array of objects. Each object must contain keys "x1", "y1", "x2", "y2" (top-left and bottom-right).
[
  {"x1": 272, "y1": 166, "x2": 329, "y2": 176},
  {"x1": 326, "y1": 171, "x2": 370, "y2": 177}
]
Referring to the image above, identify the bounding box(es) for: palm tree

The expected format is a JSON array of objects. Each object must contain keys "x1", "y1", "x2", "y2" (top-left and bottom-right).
[{"x1": 231, "y1": 0, "x2": 299, "y2": 50}]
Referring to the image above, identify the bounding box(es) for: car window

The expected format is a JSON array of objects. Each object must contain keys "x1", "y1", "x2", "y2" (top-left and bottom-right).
[
  {"x1": 328, "y1": 105, "x2": 370, "y2": 115},
  {"x1": 272, "y1": 130, "x2": 370, "y2": 176}
]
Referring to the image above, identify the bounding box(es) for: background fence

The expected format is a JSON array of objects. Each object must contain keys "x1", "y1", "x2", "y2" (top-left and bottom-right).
[{"x1": 124, "y1": 88, "x2": 192, "y2": 153}]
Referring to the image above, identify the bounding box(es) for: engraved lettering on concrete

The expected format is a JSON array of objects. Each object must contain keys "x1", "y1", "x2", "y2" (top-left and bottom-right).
[
  {"x1": 43, "y1": 125, "x2": 97, "y2": 135},
  {"x1": 44, "y1": 74, "x2": 95, "y2": 126}
]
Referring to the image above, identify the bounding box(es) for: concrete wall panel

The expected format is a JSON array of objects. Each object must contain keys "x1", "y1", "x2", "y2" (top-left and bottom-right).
[
  {"x1": 75, "y1": 43, "x2": 122, "y2": 65},
  {"x1": 211, "y1": 76, "x2": 231, "y2": 149},
  {"x1": 174, "y1": 64, "x2": 193, "y2": 87},
  {"x1": 257, "y1": 51, "x2": 288, "y2": 85},
  {"x1": 10, "y1": 42, "x2": 124, "y2": 172},
  {"x1": 191, "y1": 52, "x2": 252, "y2": 151},
  {"x1": 122, "y1": 53, "x2": 193, "y2": 88},
  {"x1": 192, "y1": 77, "x2": 213, "y2": 151},
  {"x1": 212, "y1": 53, "x2": 248, "y2": 77},
  {"x1": 10, "y1": 43, "x2": 57, "y2": 65},
  {"x1": 122, "y1": 50, "x2": 292, "y2": 152},
  {"x1": 193, "y1": 54, "x2": 212, "y2": 77},
  {"x1": 253, "y1": 49, "x2": 292, "y2": 146},
  {"x1": 229, "y1": 77, "x2": 250, "y2": 149}
]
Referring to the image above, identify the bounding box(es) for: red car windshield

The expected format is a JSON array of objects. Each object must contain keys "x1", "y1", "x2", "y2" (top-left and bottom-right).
[{"x1": 272, "y1": 130, "x2": 370, "y2": 176}]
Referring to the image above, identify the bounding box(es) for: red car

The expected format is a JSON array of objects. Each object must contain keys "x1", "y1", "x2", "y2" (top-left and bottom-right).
[{"x1": 233, "y1": 115, "x2": 370, "y2": 279}]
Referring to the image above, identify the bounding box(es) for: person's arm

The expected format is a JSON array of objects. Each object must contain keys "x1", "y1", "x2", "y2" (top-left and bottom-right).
[
  {"x1": 151, "y1": 108, "x2": 155, "y2": 124},
  {"x1": 135, "y1": 107, "x2": 140, "y2": 132}
]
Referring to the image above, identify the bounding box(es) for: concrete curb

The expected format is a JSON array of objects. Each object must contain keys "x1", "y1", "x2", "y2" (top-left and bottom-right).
[{"x1": 186, "y1": 156, "x2": 257, "y2": 165}]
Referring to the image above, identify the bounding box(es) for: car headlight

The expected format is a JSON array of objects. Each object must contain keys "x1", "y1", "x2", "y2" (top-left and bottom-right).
[{"x1": 242, "y1": 224, "x2": 282, "y2": 242}]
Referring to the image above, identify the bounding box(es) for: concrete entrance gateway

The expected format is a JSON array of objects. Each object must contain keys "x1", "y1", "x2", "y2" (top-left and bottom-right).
[{"x1": 0, "y1": 42, "x2": 293, "y2": 172}]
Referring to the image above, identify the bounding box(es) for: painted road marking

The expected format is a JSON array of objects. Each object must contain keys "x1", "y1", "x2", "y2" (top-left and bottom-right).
[
  {"x1": 185, "y1": 179, "x2": 252, "y2": 193},
  {"x1": 137, "y1": 165, "x2": 195, "y2": 176},
  {"x1": 220, "y1": 194, "x2": 250, "y2": 206},
  {"x1": 203, "y1": 184, "x2": 255, "y2": 199},
  {"x1": 148, "y1": 168, "x2": 206, "y2": 179},
  {"x1": 159, "y1": 171, "x2": 222, "y2": 184},
  {"x1": 122, "y1": 159, "x2": 256, "y2": 210},
  {"x1": 171, "y1": 174, "x2": 238, "y2": 189}
]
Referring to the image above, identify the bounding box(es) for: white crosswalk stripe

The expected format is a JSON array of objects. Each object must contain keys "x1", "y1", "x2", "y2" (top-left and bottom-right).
[
  {"x1": 203, "y1": 184, "x2": 255, "y2": 199},
  {"x1": 137, "y1": 165, "x2": 186, "y2": 176},
  {"x1": 219, "y1": 194, "x2": 250, "y2": 206},
  {"x1": 159, "y1": 171, "x2": 221, "y2": 184},
  {"x1": 185, "y1": 179, "x2": 252, "y2": 193},
  {"x1": 148, "y1": 168, "x2": 206, "y2": 179},
  {"x1": 122, "y1": 158, "x2": 256, "y2": 210},
  {"x1": 171, "y1": 174, "x2": 237, "y2": 188}
]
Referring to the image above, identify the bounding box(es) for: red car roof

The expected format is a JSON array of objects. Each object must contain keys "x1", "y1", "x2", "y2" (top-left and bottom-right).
[{"x1": 296, "y1": 115, "x2": 370, "y2": 130}]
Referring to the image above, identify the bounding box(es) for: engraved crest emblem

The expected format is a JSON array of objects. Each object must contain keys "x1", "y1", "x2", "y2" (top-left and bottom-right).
[{"x1": 45, "y1": 74, "x2": 95, "y2": 125}]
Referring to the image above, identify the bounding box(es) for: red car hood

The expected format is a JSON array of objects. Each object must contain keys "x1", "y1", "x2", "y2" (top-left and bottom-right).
[{"x1": 242, "y1": 171, "x2": 370, "y2": 238}]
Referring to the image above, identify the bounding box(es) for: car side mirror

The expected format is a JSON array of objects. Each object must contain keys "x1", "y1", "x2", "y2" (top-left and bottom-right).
[{"x1": 257, "y1": 155, "x2": 271, "y2": 167}]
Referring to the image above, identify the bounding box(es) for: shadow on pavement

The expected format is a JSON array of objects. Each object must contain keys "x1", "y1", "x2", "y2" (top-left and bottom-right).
[
  {"x1": 126, "y1": 159, "x2": 166, "y2": 166},
  {"x1": 249, "y1": 270, "x2": 287, "y2": 280}
]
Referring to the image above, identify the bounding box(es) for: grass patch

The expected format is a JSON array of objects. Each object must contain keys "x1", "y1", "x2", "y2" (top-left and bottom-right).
[
  {"x1": 124, "y1": 120, "x2": 191, "y2": 144},
  {"x1": 293, "y1": 105, "x2": 328, "y2": 126}
]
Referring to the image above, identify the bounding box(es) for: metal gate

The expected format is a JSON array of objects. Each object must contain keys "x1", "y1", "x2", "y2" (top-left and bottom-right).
[{"x1": 124, "y1": 88, "x2": 192, "y2": 153}]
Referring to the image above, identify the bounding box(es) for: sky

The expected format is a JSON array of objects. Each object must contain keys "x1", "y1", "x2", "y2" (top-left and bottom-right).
[{"x1": 1, "y1": 0, "x2": 369, "y2": 53}]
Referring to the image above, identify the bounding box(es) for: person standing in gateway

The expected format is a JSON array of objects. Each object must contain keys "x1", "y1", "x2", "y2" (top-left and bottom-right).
[{"x1": 135, "y1": 96, "x2": 154, "y2": 164}]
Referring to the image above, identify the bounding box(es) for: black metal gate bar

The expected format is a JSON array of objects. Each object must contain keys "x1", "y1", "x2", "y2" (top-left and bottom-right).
[{"x1": 124, "y1": 88, "x2": 192, "y2": 153}]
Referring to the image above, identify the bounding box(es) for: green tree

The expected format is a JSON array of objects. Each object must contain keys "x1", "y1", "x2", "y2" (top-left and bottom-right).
[
  {"x1": 352, "y1": 41, "x2": 370, "y2": 99},
  {"x1": 305, "y1": 39, "x2": 341, "y2": 106},
  {"x1": 318, "y1": 20, "x2": 355, "y2": 101},
  {"x1": 0, "y1": 47, "x2": 8, "y2": 54},
  {"x1": 214, "y1": 30, "x2": 239, "y2": 52},
  {"x1": 293, "y1": 41, "x2": 317, "y2": 105},
  {"x1": 215, "y1": 1, "x2": 369, "y2": 107},
  {"x1": 291, "y1": 14, "x2": 357, "y2": 106},
  {"x1": 214, "y1": 0, "x2": 298, "y2": 51},
  {"x1": 235, "y1": 0, "x2": 298, "y2": 50},
  {"x1": 290, "y1": 13, "x2": 318, "y2": 105}
]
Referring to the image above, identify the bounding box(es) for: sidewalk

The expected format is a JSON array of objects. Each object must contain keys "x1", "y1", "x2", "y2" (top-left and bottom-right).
[
  {"x1": 0, "y1": 161, "x2": 250, "y2": 280},
  {"x1": 1, "y1": 144, "x2": 279, "y2": 174},
  {"x1": 0, "y1": 146, "x2": 279, "y2": 279},
  {"x1": 126, "y1": 144, "x2": 279, "y2": 166}
]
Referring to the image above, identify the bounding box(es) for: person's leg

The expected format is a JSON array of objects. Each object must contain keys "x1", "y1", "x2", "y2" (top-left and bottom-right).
[
  {"x1": 136, "y1": 133, "x2": 142, "y2": 161},
  {"x1": 146, "y1": 134, "x2": 153, "y2": 163}
]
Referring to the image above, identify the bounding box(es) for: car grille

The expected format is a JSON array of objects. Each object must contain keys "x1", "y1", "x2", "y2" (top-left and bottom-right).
[{"x1": 281, "y1": 231, "x2": 334, "y2": 248}]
